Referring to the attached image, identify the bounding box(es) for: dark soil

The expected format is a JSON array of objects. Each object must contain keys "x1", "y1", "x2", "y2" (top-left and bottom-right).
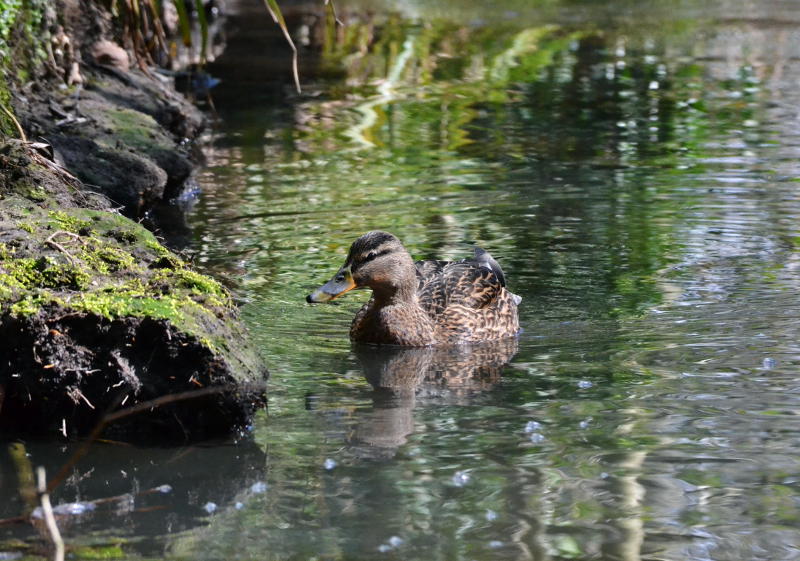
[{"x1": 0, "y1": 307, "x2": 265, "y2": 441}]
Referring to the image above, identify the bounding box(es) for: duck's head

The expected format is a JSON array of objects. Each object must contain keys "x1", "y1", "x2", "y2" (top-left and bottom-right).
[{"x1": 306, "y1": 231, "x2": 416, "y2": 303}]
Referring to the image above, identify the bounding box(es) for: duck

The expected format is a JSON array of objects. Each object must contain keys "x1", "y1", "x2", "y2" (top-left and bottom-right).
[{"x1": 306, "y1": 231, "x2": 521, "y2": 346}]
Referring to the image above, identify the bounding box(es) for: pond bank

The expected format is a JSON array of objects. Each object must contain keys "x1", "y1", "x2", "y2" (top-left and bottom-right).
[{"x1": 0, "y1": 1, "x2": 268, "y2": 441}]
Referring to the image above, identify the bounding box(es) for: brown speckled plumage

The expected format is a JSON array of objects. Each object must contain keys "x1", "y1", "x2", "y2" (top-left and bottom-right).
[{"x1": 307, "y1": 231, "x2": 521, "y2": 346}]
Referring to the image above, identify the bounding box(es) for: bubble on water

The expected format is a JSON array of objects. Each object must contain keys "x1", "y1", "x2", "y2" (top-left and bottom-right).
[
  {"x1": 485, "y1": 509, "x2": 498, "y2": 521},
  {"x1": 452, "y1": 470, "x2": 471, "y2": 487},
  {"x1": 250, "y1": 481, "x2": 268, "y2": 494},
  {"x1": 387, "y1": 536, "x2": 404, "y2": 547},
  {"x1": 488, "y1": 540, "x2": 504, "y2": 549},
  {"x1": 762, "y1": 357, "x2": 777, "y2": 369},
  {"x1": 323, "y1": 458, "x2": 337, "y2": 471},
  {"x1": 579, "y1": 418, "x2": 591, "y2": 429},
  {"x1": 155, "y1": 484, "x2": 173, "y2": 494},
  {"x1": 377, "y1": 535, "x2": 404, "y2": 552},
  {"x1": 524, "y1": 421, "x2": 542, "y2": 433},
  {"x1": 203, "y1": 502, "x2": 217, "y2": 514},
  {"x1": 577, "y1": 380, "x2": 593, "y2": 389},
  {"x1": 58, "y1": 502, "x2": 96, "y2": 516},
  {"x1": 529, "y1": 432, "x2": 546, "y2": 444}
]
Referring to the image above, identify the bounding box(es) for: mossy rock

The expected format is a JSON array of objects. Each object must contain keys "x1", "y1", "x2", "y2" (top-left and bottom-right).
[
  {"x1": 15, "y1": 64, "x2": 201, "y2": 218},
  {"x1": 0, "y1": 141, "x2": 267, "y2": 440}
]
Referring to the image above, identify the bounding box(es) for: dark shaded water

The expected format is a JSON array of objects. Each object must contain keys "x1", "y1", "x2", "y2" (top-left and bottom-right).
[{"x1": 4, "y1": 1, "x2": 800, "y2": 559}]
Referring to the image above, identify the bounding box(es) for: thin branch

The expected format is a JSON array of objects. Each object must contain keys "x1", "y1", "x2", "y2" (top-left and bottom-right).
[
  {"x1": 45, "y1": 232, "x2": 84, "y2": 266},
  {"x1": 0, "y1": 482, "x2": 172, "y2": 527},
  {"x1": 1, "y1": 104, "x2": 27, "y2": 142},
  {"x1": 47, "y1": 231, "x2": 85, "y2": 245},
  {"x1": 36, "y1": 467, "x2": 65, "y2": 561},
  {"x1": 46, "y1": 385, "x2": 234, "y2": 494}
]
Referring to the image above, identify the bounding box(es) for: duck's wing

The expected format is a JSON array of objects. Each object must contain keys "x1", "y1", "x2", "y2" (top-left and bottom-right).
[
  {"x1": 441, "y1": 259, "x2": 505, "y2": 309},
  {"x1": 416, "y1": 259, "x2": 449, "y2": 315},
  {"x1": 415, "y1": 249, "x2": 509, "y2": 314}
]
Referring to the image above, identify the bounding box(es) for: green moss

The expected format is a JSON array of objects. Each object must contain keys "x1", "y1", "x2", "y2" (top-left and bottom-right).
[
  {"x1": 48, "y1": 209, "x2": 93, "y2": 233},
  {"x1": 73, "y1": 291, "x2": 186, "y2": 320},
  {"x1": 9, "y1": 294, "x2": 44, "y2": 316},
  {"x1": 1, "y1": 0, "x2": 49, "y2": 135},
  {"x1": 171, "y1": 269, "x2": 227, "y2": 298},
  {"x1": 37, "y1": 256, "x2": 91, "y2": 290},
  {"x1": 0, "y1": 1, "x2": 24, "y2": 47},
  {"x1": 0, "y1": 0, "x2": 47, "y2": 88},
  {"x1": 70, "y1": 543, "x2": 126, "y2": 559},
  {"x1": 0, "y1": 241, "x2": 12, "y2": 260},
  {"x1": 0, "y1": 255, "x2": 90, "y2": 292},
  {"x1": 81, "y1": 241, "x2": 137, "y2": 273},
  {"x1": 3, "y1": 257, "x2": 39, "y2": 290},
  {"x1": 145, "y1": 239, "x2": 172, "y2": 257},
  {"x1": 101, "y1": 108, "x2": 170, "y2": 152},
  {"x1": 1, "y1": 189, "x2": 240, "y2": 356}
]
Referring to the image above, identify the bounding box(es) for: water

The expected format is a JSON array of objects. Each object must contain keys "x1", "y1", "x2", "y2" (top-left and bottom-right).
[{"x1": 4, "y1": 1, "x2": 800, "y2": 559}]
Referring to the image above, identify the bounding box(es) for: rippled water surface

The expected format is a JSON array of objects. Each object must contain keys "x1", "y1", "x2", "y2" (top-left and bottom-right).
[{"x1": 6, "y1": 1, "x2": 800, "y2": 559}]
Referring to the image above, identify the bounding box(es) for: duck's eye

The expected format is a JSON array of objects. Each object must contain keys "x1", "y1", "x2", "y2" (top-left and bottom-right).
[{"x1": 359, "y1": 248, "x2": 390, "y2": 265}]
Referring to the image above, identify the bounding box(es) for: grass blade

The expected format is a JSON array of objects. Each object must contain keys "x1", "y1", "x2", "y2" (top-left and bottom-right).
[
  {"x1": 262, "y1": 0, "x2": 301, "y2": 93},
  {"x1": 171, "y1": 0, "x2": 192, "y2": 46},
  {"x1": 325, "y1": 0, "x2": 344, "y2": 26},
  {"x1": 193, "y1": 0, "x2": 209, "y2": 63}
]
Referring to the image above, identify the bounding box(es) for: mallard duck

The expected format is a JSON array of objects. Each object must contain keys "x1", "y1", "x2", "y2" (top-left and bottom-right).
[{"x1": 306, "y1": 231, "x2": 521, "y2": 346}]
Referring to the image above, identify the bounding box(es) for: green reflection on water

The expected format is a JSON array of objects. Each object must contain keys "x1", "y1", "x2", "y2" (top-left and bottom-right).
[{"x1": 166, "y1": 2, "x2": 800, "y2": 560}]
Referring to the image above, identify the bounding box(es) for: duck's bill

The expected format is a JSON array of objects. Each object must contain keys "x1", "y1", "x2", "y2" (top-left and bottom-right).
[{"x1": 306, "y1": 269, "x2": 356, "y2": 303}]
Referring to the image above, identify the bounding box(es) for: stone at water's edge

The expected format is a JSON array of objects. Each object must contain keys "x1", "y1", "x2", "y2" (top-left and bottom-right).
[
  {"x1": 18, "y1": 66, "x2": 202, "y2": 218},
  {"x1": 0, "y1": 140, "x2": 268, "y2": 441}
]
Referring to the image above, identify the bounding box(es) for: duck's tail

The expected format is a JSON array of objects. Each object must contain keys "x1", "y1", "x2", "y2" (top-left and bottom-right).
[
  {"x1": 473, "y1": 247, "x2": 522, "y2": 304},
  {"x1": 473, "y1": 246, "x2": 507, "y2": 286}
]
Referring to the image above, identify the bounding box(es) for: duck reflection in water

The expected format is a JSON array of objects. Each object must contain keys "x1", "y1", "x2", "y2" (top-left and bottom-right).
[{"x1": 347, "y1": 337, "x2": 519, "y2": 459}]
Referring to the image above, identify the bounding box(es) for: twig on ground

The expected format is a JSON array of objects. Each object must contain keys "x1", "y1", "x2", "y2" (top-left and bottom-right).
[{"x1": 45, "y1": 231, "x2": 86, "y2": 266}]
